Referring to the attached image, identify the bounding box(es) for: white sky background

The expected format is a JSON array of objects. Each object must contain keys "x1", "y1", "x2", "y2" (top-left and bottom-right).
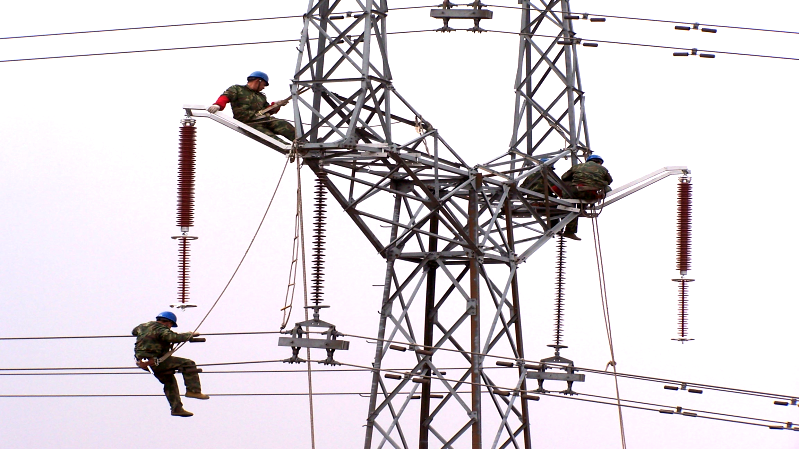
[{"x1": 0, "y1": 1, "x2": 797, "y2": 448}]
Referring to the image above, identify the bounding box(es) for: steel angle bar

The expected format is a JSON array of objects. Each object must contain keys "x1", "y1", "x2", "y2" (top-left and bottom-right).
[
  {"x1": 318, "y1": 89, "x2": 381, "y2": 140},
  {"x1": 479, "y1": 268, "x2": 518, "y2": 357},
  {"x1": 392, "y1": 270, "x2": 422, "y2": 346},
  {"x1": 506, "y1": 190, "x2": 550, "y2": 230},
  {"x1": 477, "y1": 165, "x2": 514, "y2": 182},
  {"x1": 382, "y1": 268, "x2": 429, "y2": 351},
  {"x1": 432, "y1": 312, "x2": 471, "y2": 362},
  {"x1": 182, "y1": 106, "x2": 290, "y2": 153},
  {"x1": 490, "y1": 373, "x2": 527, "y2": 449},
  {"x1": 387, "y1": 178, "x2": 475, "y2": 251},
  {"x1": 428, "y1": 369, "x2": 477, "y2": 423},
  {"x1": 354, "y1": 209, "x2": 465, "y2": 248},
  {"x1": 305, "y1": 160, "x2": 385, "y2": 253},
  {"x1": 443, "y1": 419, "x2": 476, "y2": 448},
  {"x1": 523, "y1": 40, "x2": 569, "y2": 88},
  {"x1": 478, "y1": 187, "x2": 512, "y2": 249},
  {"x1": 373, "y1": 421, "x2": 406, "y2": 449},
  {"x1": 400, "y1": 199, "x2": 426, "y2": 251},
  {"x1": 607, "y1": 166, "x2": 688, "y2": 196},
  {"x1": 604, "y1": 167, "x2": 688, "y2": 206},
  {"x1": 432, "y1": 265, "x2": 470, "y2": 313},
  {"x1": 603, "y1": 173, "x2": 673, "y2": 206},
  {"x1": 296, "y1": 93, "x2": 350, "y2": 140},
  {"x1": 331, "y1": 168, "x2": 403, "y2": 209},
  {"x1": 517, "y1": 211, "x2": 575, "y2": 262},
  {"x1": 434, "y1": 260, "x2": 475, "y2": 304},
  {"x1": 303, "y1": 16, "x2": 369, "y2": 76},
  {"x1": 376, "y1": 383, "x2": 416, "y2": 449}
]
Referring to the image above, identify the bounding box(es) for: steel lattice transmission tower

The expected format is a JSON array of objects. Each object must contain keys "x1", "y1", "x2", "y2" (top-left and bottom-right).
[
  {"x1": 182, "y1": 1, "x2": 687, "y2": 447},
  {"x1": 288, "y1": 2, "x2": 589, "y2": 448}
]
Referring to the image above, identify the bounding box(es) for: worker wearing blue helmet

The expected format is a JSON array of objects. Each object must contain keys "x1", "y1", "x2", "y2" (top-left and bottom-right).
[
  {"x1": 132, "y1": 311, "x2": 208, "y2": 417},
  {"x1": 559, "y1": 154, "x2": 613, "y2": 240},
  {"x1": 207, "y1": 71, "x2": 297, "y2": 142}
]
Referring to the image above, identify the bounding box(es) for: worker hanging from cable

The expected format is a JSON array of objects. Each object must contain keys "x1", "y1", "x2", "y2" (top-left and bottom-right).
[
  {"x1": 132, "y1": 311, "x2": 209, "y2": 417},
  {"x1": 206, "y1": 71, "x2": 298, "y2": 143},
  {"x1": 560, "y1": 154, "x2": 613, "y2": 241}
]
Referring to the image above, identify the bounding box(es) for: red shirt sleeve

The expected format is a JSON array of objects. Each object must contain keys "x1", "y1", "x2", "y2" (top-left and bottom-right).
[{"x1": 214, "y1": 95, "x2": 230, "y2": 110}]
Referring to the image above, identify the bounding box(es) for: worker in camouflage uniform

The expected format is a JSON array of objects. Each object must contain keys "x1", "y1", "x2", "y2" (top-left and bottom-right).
[
  {"x1": 560, "y1": 154, "x2": 613, "y2": 241},
  {"x1": 132, "y1": 311, "x2": 209, "y2": 417},
  {"x1": 207, "y1": 71, "x2": 296, "y2": 142},
  {"x1": 520, "y1": 158, "x2": 560, "y2": 198},
  {"x1": 520, "y1": 159, "x2": 561, "y2": 229}
]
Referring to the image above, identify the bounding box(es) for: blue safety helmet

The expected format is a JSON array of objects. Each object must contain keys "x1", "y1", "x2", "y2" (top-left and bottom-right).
[
  {"x1": 156, "y1": 311, "x2": 178, "y2": 327},
  {"x1": 586, "y1": 154, "x2": 604, "y2": 164},
  {"x1": 539, "y1": 158, "x2": 555, "y2": 169},
  {"x1": 247, "y1": 71, "x2": 269, "y2": 86}
]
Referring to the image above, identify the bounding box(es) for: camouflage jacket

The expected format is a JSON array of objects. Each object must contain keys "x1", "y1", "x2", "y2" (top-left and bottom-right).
[
  {"x1": 132, "y1": 321, "x2": 193, "y2": 360},
  {"x1": 561, "y1": 161, "x2": 613, "y2": 190},
  {"x1": 222, "y1": 84, "x2": 269, "y2": 123},
  {"x1": 521, "y1": 168, "x2": 558, "y2": 196}
]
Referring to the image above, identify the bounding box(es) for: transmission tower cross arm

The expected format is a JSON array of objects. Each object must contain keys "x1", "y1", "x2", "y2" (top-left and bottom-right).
[
  {"x1": 603, "y1": 166, "x2": 690, "y2": 206},
  {"x1": 182, "y1": 105, "x2": 291, "y2": 154}
]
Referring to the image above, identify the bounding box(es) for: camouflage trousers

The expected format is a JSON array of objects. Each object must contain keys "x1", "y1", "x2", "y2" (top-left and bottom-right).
[
  {"x1": 564, "y1": 187, "x2": 605, "y2": 234},
  {"x1": 151, "y1": 356, "x2": 202, "y2": 412},
  {"x1": 247, "y1": 117, "x2": 296, "y2": 142}
]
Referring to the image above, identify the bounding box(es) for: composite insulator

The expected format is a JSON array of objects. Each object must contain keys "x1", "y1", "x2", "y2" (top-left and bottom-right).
[
  {"x1": 177, "y1": 119, "x2": 197, "y2": 228},
  {"x1": 311, "y1": 177, "x2": 327, "y2": 306},
  {"x1": 177, "y1": 237, "x2": 191, "y2": 304},
  {"x1": 552, "y1": 234, "x2": 567, "y2": 347},
  {"x1": 676, "y1": 178, "x2": 692, "y2": 275},
  {"x1": 671, "y1": 278, "x2": 694, "y2": 342}
]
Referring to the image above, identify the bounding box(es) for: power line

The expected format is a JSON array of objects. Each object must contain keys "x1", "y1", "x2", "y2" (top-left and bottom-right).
[
  {"x1": 1, "y1": 24, "x2": 796, "y2": 64},
  {"x1": 0, "y1": 14, "x2": 304, "y2": 41},
  {"x1": 3, "y1": 356, "x2": 795, "y2": 430},
  {"x1": 0, "y1": 5, "x2": 438, "y2": 42},
  {"x1": 0, "y1": 29, "x2": 435, "y2": 64},
  {"x1": 483, "y1": 29, "x2": 798, "y2": 60},
  {"x1": 4, "y1": 329, "x2": 797, "y2": 402},
  {"x1": 482, "y1": 4, "x2": 799, "y2": 34},
  {"x1": 1, "y1": 5, "x2": 793, "y2": 43},
  {"x1": 0, "y1": 330, "x2": 281, "y2": 341},
  {"x1": 342, "y1": 333, "x2": 800, "y2": 401}
]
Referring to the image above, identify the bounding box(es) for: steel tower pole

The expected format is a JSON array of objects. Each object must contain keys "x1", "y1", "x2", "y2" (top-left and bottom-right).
[{"x1": 288, "y1": 2, "x2": 591, "y2": 448}]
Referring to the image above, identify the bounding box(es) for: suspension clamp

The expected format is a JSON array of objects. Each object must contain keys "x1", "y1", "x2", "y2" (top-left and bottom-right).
[
  {"x1": 278, "y1": 305, "x2": 350, "y2": 365},
  {"x1": 527, "y1": 346, "x2": 585, "y2": 395}
]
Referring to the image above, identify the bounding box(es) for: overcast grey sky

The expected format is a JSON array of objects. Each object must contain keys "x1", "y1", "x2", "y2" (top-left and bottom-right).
[{"x1": 0, "y1": 1, "x2": 797, "y2": 448}]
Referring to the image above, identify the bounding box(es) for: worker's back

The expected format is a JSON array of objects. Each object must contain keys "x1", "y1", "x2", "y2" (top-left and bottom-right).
[{"x1": 562, "y1": 161, "x2": 612, "y2": 189}]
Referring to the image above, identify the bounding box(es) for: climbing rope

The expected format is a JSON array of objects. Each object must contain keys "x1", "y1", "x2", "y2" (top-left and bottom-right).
[
  {"x1": 158, "y1": 157, "x2": 291, "y2": 364},
  {"x1": 295, "y1": 154, "x2": 318, "y2": 449},
  {"x1": 590, "y1": 208, "x2": 628, "y2": 449},
  {"x1": 280, "y1": 167, "x2": 303, "y2": 330}
]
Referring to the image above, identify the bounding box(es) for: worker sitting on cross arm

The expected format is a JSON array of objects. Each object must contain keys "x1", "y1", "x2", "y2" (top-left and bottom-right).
[
  {"x1": 520, "y1": 158, "x2": 561, "y2": 199},
  {"x1": 206, "y1": 70, "x2": 297, "y2": 142},
  {"x1": 132, "y1": 311, "x2": 209, "y2": 417},
  {"x1": 560, "y1": 154, "x2": 613, "y2": 241}
]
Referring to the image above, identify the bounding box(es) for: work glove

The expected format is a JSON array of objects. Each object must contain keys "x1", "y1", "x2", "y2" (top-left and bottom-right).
[{"x1": 207, "y1": 104, "x2": 221, "y2": 113}]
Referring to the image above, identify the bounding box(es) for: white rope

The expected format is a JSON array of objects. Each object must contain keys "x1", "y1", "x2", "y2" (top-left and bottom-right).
[
  {"x1": 295, "y1": 156, "x2": 317, "y2": 449},
  {"x1": 280, "y1": 165, "x2": 303, "y2": 330},
  {"x1": 590, "y1": 209, "x2": 628, "y2": 449},
  {"x1": 159, "y1": 157, "x2": 291, "y2": 363}
]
